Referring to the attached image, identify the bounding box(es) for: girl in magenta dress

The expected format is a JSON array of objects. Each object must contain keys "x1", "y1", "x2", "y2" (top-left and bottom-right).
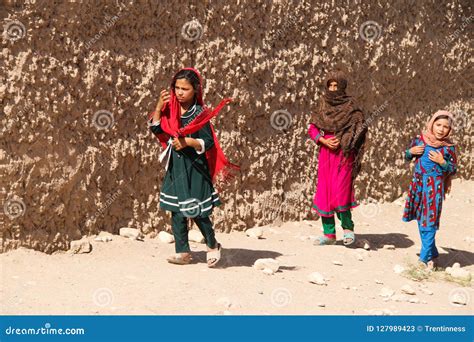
[{"x1": 308, "y1": 70, "x2": 367, "y2": 246}]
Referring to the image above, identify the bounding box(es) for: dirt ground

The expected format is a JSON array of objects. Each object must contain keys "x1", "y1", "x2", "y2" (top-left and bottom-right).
[{"x1": 1, "y1": 179, "x2": 472, "y2": 315}]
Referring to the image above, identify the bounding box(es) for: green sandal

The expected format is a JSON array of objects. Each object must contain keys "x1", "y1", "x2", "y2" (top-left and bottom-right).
[{"x1": 313, "y1": 236, "x2": 336, "y2": 246}]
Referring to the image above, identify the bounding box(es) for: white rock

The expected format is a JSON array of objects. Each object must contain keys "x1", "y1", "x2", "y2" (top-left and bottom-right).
[
  {"x1": 452, "y1": 262, "x2": 461, "y2": 269},
  {"x1": 363, "y1": 241, "x2": 371, "y2": 250},
  {"x1": 375, "y1": 279, "x2": 384, "y2": 285},
  {"x1": 356, "y1": 254, "x2": 364, "y2": 261},
  {"x1": 401, "y1": 285, "x2": 416, "y2": 295},
  {"x1": 253, "y1": 258, "x2": 279, "y2": 273},
  {"x1": 379, "y1": 287, "x2": 395, "y2": 298},
  {"x1": 245, "y1": 227, "x2": 264, "y2": 239},
  {"x1": 446, "y1": 267, "x2": 471, "y2": 280},
  {"x1": 450, "y1": 293, "x2": 468, "y2": 306},
  {"x1": 408, "y1": 297, "x2": 420, "y2": 304},
  {"x1": 308, "y1": 272, "x2": 327, "y2": 285},
  {"x1": 119, "y1": 227, "x2": 142, "y2": 240},
  {"x1": 393, "y1": 264, "x2": 405, "y2": 274},
  {"x1": 342, "y1": 284, "x2": 350, "y2": 290},
  {"x1": 383, "y1": 244, "x2": 395, "y2": 250},
  {"x1": 158, "y1": 231, "x2": 175, "y2": 244},
  {"x1": 188, "y1": 230, "x2": 205, "y2": 243},
  {"x1": 94, "y1": 236, "x2": 112, "y2": 242},
  {"x1": 69, "y1": 239, "x2": 92, "y2": 254},
  {"x1": 391, "y1": 294, "x2": 409, "y2": 302},
  {"x1": 262, "y1": 268, "x2": 276, "y2": 275},
  {"x1": 317, "y1": 303, "x2": 326, "y2": 307},
  {"x1": 420, "y1": 288, "x2": 433, "y2": 295},
  {"x1": 332, "y1": 260, "x2": 343, "y2": 266}
]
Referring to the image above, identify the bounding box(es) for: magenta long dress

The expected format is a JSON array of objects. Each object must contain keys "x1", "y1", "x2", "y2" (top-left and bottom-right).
[{"x1": 308, "y1": 124, "x2": 358, "y2": 217}]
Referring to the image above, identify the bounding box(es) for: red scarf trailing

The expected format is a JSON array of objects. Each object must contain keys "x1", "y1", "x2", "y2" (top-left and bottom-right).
[{"x1": 148, "y1": 67, "x2": 238, "y2": 183}]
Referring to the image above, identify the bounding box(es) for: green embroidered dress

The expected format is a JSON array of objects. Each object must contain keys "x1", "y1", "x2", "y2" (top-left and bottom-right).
[{"x1": 149, "y1": 104, "x2": 221, "y2": 218}]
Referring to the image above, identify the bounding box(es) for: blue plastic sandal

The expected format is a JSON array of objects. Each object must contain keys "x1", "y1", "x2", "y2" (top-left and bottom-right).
[
  {"x1": 343, "y1": 231, "x2": 355, "y2": 246},
  {"x1": 313, "y1": 236, "x2": 337, "y2": 246}
]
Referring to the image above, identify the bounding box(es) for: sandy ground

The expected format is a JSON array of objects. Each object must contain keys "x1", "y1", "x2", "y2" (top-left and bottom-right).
[{"x1": 1, "y1": 180, "x2": 473, "y2": 315}]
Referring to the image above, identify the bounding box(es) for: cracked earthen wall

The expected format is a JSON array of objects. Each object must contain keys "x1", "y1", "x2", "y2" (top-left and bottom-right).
[{"x1": 0, "y1": 0, "x2": 472, "y2": 253}]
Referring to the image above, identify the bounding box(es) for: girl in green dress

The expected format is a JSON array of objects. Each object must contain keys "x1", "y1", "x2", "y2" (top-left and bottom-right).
[{"x1": 148, "y1": 68, "x2": 237, "y2": 267}]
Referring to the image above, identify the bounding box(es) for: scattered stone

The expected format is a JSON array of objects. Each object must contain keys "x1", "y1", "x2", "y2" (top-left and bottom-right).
[
  {"x1": 308, "y1": 272, "x2": 327, "y2": 285},
  {"x1": 401, "y1": 285, "x2": 416, "y2": 295},
  {"x1": 119, "y1": 227, "x2": 143, "y2": 240},
  {"x1": 391, "y1": 294, "x2": 409, "y2": 302},
  {"x1": 351, "y1": 287, "x2": 358, "y2": 291},
  {"x1": 383, "y1": 244, "x2": 395, "y2": 250},
  {"x1": 254, "y1": 258, "x2": 279, "y2": 274},
  {"x1": 342, "y1": 284, "x2": 350, "y2": 290},
  {"x1": 158, "y1": 231, "x2": 175, "y2": 244},
  {"x1": 188, "y1": 230, "x2": 205, "y2": 243},
  {"x1": 356, "y1": 254, "x2": 364, "y2": 261},
  {"x1": 94, "y1": 236, "x2": 112, "y2": 242},
  {"x1": 379, "y1": 287, "x2": 395, "y2": 298},
  {"x1": 408, "y1": 297, "x2": 420, "y2": 304},
  {"x1": 375, "y1": 279, "x2": 384, "y2": 285},
  {"x1": 332, "y1": 260, "x2": 343, "y2": 266},
  {"x1": 368, "y1": 309, "x2": 393, "y2": 316},
  {"x1": 245, "y1": 227, "x2": 264, "y2": 239},
  {"x1": 446, "y1": 267, "x2": 471, "y2": 280},
  {"x1": 317, "y1": 303, "x2": 326, "y2": 307},
  {"x1": 69, "y1": 238, "x2": 92, "y2": 254},
  {"x1": 420, "y1": 288, "x2": 433, "y2": 295},
  {"x1": 450, "y1": 293, "x2": 468, "y2": 306},
  {"x1": 393, "y1": 264, "x2": 405, "y2": 274}
]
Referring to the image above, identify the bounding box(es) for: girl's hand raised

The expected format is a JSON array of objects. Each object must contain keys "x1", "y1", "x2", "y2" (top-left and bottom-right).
[
  {"x1": 428, "y1": 150, "x2": 445, "y2": 165},
  {"x1": 409, "y1": 145, "x2": 425, "y2": 156},
  {"x1": 156, "y1": 90, "x2": 170, "y2": 112},
  {"x1": 320, "y1": 137, "x2": 340, "y2": 151},
  {"x1": 172, "y1": 137, "x2": 187, "y2": 151}
]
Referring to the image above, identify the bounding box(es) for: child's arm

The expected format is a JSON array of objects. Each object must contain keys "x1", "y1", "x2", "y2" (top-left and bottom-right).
[
  {"x1": 441, "y1": 146, "x2": 457, "y2": 175},
  {"x1": 308, "y1": 124, "x2": 322, "y2": 144},
  {"x1": 148, "y1": 113, "x2": 164, "y2": 135},
  {"x1": 405, "y1": 136, "x2": 424, "y2": 161},
  {"x1": 193, "y1": 122, "x2": 215, "y2": 154}
]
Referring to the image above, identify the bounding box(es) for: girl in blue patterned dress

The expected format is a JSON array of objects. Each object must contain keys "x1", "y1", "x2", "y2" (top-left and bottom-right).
[{"x1": 403, "y1": 110, "x2": 457, "y2": 269}]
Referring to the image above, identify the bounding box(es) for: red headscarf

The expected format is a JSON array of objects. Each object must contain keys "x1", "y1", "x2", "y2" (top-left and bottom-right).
[{"x1": 148, "y1": 67, "x2": 238, "y2": 182}]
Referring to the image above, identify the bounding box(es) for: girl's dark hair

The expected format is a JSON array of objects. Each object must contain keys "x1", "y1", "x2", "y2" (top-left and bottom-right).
[
  {"x1": 172, "y1": 69, "x2": 200, "y2": 92},
  {"x1": 434, "y1": 115, "x2": 453, "y2": 126}
]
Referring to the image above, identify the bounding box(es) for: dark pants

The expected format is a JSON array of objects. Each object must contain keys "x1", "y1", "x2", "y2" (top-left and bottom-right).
[
  {"x1": 171, "y1": 212, "x2": 217, "y2": 253},
  {"x1": 321, "y1": 210, "x2": 354, "y2": 239}
]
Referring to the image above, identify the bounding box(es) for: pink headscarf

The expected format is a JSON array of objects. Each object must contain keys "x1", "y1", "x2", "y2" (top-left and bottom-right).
[{"x1": 422, "y1": 110, "x2": 455, "y2": 148}]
